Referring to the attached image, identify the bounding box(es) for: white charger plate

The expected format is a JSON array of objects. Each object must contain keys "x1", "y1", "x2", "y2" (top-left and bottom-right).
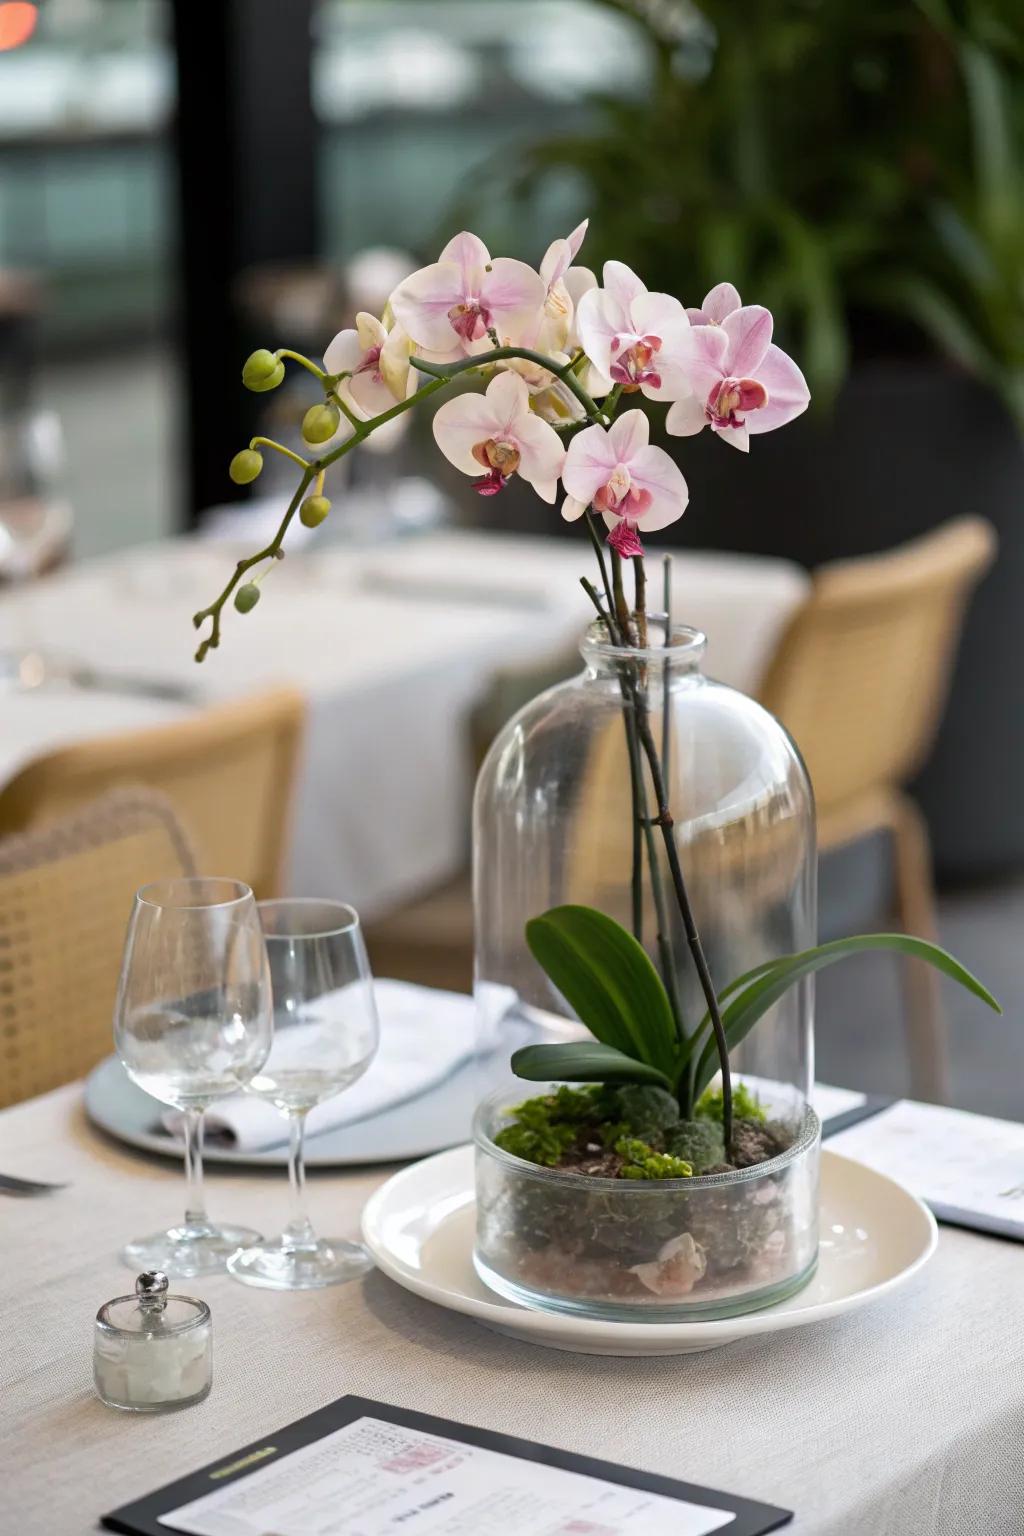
[
  {"x1": 84, "y1": 1054, "x2": 479, "y2": 1168},
  {"x1": 361, "y1": 1145, "x2": 938, "y2": 1356}
]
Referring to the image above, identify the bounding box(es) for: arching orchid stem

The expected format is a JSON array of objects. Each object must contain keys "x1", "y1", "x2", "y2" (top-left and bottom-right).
[
  {"x1": 192, "y1": 465, "x2": 315, "y2": 662},
  {"x1": 275, "y1": 348, "x2": 326, "y2": 381},
  {"x1": 249, "y1": 437, "x2": 311, "y2": 471},
  {"x1": 411, "y1": 346, "x2": 608, "y2": 426},
  {"x1": 331, "y1": 390, "x2": 364, "y2": 432}
]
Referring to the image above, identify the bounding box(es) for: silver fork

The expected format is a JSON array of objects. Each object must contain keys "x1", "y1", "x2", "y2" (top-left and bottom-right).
[{"x1": 0, "y1": 1173, "x2": 69, "y2": 1197}]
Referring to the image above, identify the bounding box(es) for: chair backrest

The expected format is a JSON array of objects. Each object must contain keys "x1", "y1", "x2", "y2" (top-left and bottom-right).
[
  {"x1": 758, "y1": 517, "x2": 996, "y2": 818},
  {"x1": 0, "y1": 788, "x2": 198, "y2": 1108},
  {"x1": 0, "y1": 687, "x2": 305, "y2": 899}
]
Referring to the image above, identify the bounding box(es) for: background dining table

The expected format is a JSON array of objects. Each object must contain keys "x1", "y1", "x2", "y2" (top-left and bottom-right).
[
  {"x1": 0, "y1": 528, "x2": 809, "y2": 917},
  {"x1": 2, "y1": 1080, "x2": 1022, "y2": 1536}
]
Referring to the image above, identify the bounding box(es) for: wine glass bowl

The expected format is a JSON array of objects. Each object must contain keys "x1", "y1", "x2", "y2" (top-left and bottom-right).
[
  {"x1": 228, "y1": 898, "x2": 380, "y2": 1290},
  {"x1": 115, "y1": 877, "x2": 273, "y2": 1277}
]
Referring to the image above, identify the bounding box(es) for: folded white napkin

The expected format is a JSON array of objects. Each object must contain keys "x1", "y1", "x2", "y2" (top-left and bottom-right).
[{"x1": 161, "y1": 978, "x2": 514, "y2": 1151}]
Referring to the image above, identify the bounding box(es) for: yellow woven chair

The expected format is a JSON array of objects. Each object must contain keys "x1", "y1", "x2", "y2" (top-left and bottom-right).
[
  {"x1": 0, "y1": 687, "x2": 305, "y2": 900},
  {"x1": 0, "y1": 788, "x2": 198, "y2": 1108},
  {"x1": 759, "y1": 516, "x2": 997, "y2": 1102}
]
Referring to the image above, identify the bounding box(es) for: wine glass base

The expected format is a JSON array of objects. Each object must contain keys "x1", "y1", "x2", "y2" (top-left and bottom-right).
[
  {"x1": 226, "y1": 1237, "x2": 374, "y2": 1290},
  {"x1": 122, "y1": 1223, "x2": 263, "y2": 1278}
]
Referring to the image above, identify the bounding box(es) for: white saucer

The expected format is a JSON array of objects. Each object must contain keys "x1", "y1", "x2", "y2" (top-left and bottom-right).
[{"x1": 361, "y1": 1145, "x2": 937, "y2": 1356}]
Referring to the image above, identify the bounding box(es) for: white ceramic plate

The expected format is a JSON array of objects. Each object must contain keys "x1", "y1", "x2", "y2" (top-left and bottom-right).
[
  {"x1": 84, "y1": 1054, "x2": 479, "y2": 1168},
  {"x1": 361, "y1": 1145, "x2": 938, "y2": 1356}
]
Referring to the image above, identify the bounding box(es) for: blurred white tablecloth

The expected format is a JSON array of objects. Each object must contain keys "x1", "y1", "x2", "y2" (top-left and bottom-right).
[{"x1": 0, "y1": 531, "x2": 809, "y2": 916}]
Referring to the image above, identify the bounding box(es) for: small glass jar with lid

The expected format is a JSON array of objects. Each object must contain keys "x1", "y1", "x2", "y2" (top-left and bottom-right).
[{"x1": 94, "y1": 1271, "x2": 212, "y2": 1411}]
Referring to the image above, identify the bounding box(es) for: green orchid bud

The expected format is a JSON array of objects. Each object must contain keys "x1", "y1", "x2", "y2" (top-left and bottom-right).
[
  {"x1": 234, "y1": 582, "x2": 261, "y2": 614},
  {"x1": 242, "y1": 349, "x2": 284, "y2": 392},
  {"x1": 229, "y1": 448, "x2": 263, "y2": 485},
  {"x1": 300, "y1": 494, "x2": 331, "y2": 528},
  {"x1": 302, "y1": 402, "x2": 341, "y2": 445}
]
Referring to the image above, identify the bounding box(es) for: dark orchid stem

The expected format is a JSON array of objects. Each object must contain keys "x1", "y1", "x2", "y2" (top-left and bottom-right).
[
  {"x1": 632, "y1": 701, "x2": 733, "y2": 1151},
  {"x1": 632, "y1": 555, "x2": 648, "y2": 650},
  {"x1": 609, "y1": 549, "x2": 633, "y2": 644},
  {"x1": 584, "y1": 510, "x2": 615, "y2": 619},
  {"x1": 662, "y1": 556, "x2": 673, "y2": 788},
  {"x1": 580, "y1": 576, "x2": 686, "y2": 1041}
]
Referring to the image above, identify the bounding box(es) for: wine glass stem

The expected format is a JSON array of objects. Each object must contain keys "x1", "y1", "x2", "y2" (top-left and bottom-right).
[
  {"x1": 284, "y1": 1111, "x2": 317, "y2": 1252},
  {"x1": 182, "y1": 1108, "x2": 214, "y2": 1238}
]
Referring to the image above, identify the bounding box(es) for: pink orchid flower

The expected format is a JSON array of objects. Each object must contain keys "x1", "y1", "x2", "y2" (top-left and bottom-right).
[
  {"x1": 684, "y1": 281, "x2": 742, "y2": 327},
  {"x1": 324, "y1": 312, "x2": 414, "y2": 417},
  {"x1": 561, "y1": 409, "x2": 688, "y2": 557},
  {"x1": 390, "y1": 232, "x2": 545, "y2": 355},
  {"x1": 576, "y1": 261, "x2": 691, "y2": 400},
  {"x1": 432, "y1": 370, "x2": 565, "y2": 502},
  {"x1": 667, "y1": 301, "x2": 810, "y2": 452},
  {"x1": 527, "y1": 218, "x2": 589, "y2": 353}
]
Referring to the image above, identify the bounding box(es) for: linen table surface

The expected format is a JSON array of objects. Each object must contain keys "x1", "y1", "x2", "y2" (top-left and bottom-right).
[
  {"x1": 2, "y1": 1084, "x2": 1022, "y2": 1536},
  {"x1": 0, "y1": 530, "x2": 808, "y2": 918}
]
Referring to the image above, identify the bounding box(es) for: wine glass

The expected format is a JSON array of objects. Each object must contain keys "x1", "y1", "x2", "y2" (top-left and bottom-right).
[
  {"x1": 114, "y1": 878, "x2": 273, "y2": 1276},
  {"x1": 227, "y1": 899, "x2": 379, "y2": 1290}
]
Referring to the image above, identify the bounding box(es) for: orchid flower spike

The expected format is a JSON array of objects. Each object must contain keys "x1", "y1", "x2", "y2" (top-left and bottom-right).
[
  {"x1": 432, "y1": 370, "x2": 566, "y2": 501},
  {"x1": 390, "y1": 232, "x2": 545, "y2": 355},
  {"x1": 561, "y1": 409, "x2": 689, "y2": 558},
  {"x1": 667, "y1": 300, "x2": 810, "y2": 452},
  {"x1": 576, "y1": 262, "x2": 691, "y2": 400}
]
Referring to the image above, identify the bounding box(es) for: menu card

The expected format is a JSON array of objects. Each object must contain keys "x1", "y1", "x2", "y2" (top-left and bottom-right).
[
  {"x1": 825, "y1": 1097, "x2": 1024, "y2": 1241},
  {"x1": 103, "y1": 1397, "x2": 792, "y2": 1536}
]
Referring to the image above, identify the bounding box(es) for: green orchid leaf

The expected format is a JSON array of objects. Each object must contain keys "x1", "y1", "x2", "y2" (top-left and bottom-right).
[
  {"x1": 525, "y1": 905, "x2": 678, "y2": 1077},
  {"x1": 510, "y1": 1041, "x2": 672, "y2": 1089},
  {"x1": 693, "y1": 934, "x2": 1002, "y2": 1101}
]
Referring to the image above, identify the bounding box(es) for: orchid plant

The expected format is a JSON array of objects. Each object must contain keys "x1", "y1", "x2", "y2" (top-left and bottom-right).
[{"x1": 196, "y1": 221, "x2": 998, "y2": 1158}]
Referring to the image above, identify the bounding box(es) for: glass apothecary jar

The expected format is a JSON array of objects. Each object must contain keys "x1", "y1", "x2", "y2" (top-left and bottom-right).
[
  {"x1": 94, "y1": 1271, "x2": 212, "y2": 1411},
  {"x1": 471, "y1": 622, "x2": 819, "y2": 1319}
]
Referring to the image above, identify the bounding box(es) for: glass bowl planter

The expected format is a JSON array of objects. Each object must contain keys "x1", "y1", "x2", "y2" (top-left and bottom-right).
[{"x1": 473, "y1": 1088, "x2": 821, "y2": 1322}]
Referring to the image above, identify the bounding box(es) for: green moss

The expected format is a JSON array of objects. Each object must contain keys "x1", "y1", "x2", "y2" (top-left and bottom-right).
[
  {"x1": 663, "y1": 1118, "x2": 726, "y2": 1173},
  {"x1": 697, "y1": 1082, "x2": 767, "y2": 1125},
  {"x1": 615, "y1": 1137, "x2": 693, "y2": 1180},
  {"x1": 606, "y1": 1084, "x2": 680, "y2": 1138}
]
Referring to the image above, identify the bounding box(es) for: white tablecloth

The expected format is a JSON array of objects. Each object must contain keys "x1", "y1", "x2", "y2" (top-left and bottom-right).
[
  {"x1": 0, "y1": 531, "x2": 809, "y2": 916},
  {"x1": 2, "y1": 1083, "x2": 1022, "y2": 1535}
]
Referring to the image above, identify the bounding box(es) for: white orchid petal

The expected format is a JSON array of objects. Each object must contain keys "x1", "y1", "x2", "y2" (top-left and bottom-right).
[
  {"x1": 354, "y1": 312, "x2": 387, "y2": 352},
  {"x1": 347, "y1": 370, "x2": 396, "y2": 418},
  {"x1": 608, "y1": 409, "x2": 649, "y2": 461},
  {"x1": 665, "y1": 395, "x2": 708, "y2": 437},
  {"x1": 391, "y1": 261, "x2": 466, "y2": 350},
  {"x1": 431, "y1": 392, "x2": 502, "y2": 476},
  {"x1": 514, "y1": 413, "x2": 567, "y2": 493},
  {"x1": 629, "y1": 444, "x2": 689, "y2": 530},
  {"x1": 561, "y1": 495, "x2": 588, "y2": 522},
  {"x1": 576, "y1": 288, "x2": 623, "y2": 379},
  {"x1": 703, "y1": 282, "x2": 742, "y2": 324},
  {"x1": 480, "y1": 258, "x2": 546, "y2": 341},
  {"x1": 563, "y1": 422, "x2": 617, "y2": 503},
  {"x1": 602, "y1": 260, "x2": 646, "y2": 311},
  {"x1": 438, "y1": 231, "x2": 490, "y2": 287},
  {"x1": 721, "y1": 305, "x2": 773, "y2": 376},
  {"x1": 746, "y1": 344, "x2": 810, "y2": 433},
  {"x1": 484, "y1": 368, "x2": 531, "y2": 432},
  {"x1": 323, "y1": 329, "x2": 363, "y2": 376},
  {"x1": 717, "y1": 423, "x2": 750, "y2": 452}
]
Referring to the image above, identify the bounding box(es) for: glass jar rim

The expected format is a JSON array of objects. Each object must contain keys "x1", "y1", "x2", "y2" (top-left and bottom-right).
[
  {"x1": 473, "y1": 1086, "x2": 820, "y2": 1190},
  {"x1": 95, "y1": 1294, "x2": 211, "y2": 1338},
  {"x1": 580, "y1": 619, "x2": 707, "y2": 668}
]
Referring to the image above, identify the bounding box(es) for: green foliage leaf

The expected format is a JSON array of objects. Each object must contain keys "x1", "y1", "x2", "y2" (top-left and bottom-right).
[
  {"x1": 511, "y1": 1041, "x2": 672, "y2": 1090},
  {"x1": 525, "y1": 906, "x2": 678, "y2": 1078},
  {"x1": 693, "y1": 933, "x2": 1002, "y2": 1100}
]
